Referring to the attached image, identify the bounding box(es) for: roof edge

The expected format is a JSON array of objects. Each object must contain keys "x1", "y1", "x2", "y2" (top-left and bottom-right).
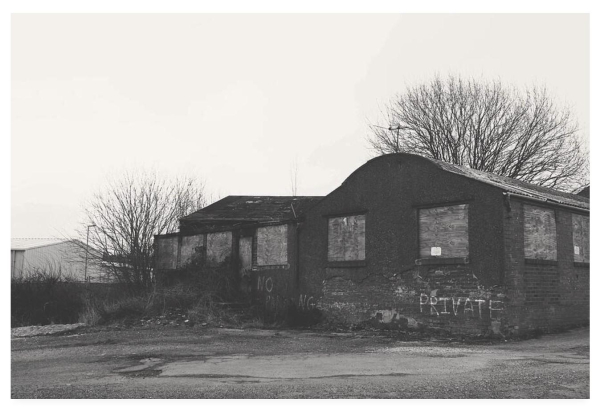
[{"x1": 340, "y1": 153, "x2": 588, "y2": 211}]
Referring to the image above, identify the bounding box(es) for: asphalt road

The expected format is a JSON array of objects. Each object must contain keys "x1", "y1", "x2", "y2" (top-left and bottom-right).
[{"x1": 11, "y1": 325, "x2": 589, "y2": 398}]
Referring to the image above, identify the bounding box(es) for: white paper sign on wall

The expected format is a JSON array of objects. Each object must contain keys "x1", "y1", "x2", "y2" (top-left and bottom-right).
[
  {"x1": 431, "y1": 247, "x2": 441, "y2": 256},
  {"x1": 574, "y1": 246, "x2": 580, "y2": 255}
]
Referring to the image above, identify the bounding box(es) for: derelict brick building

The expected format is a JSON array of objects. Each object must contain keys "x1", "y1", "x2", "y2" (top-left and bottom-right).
[
  {"x1": 296, "y1": 154, "x2": 589, "y2": 335},
  {"x1": 155, "y1": 153, "x2": 589, "y2": 336},
  {"x1": 155, "y1": 196, "x2": 323, "y2": 306}
]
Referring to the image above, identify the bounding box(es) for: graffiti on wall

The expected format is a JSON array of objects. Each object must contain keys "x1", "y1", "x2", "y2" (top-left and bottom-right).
[
  {"x1": 256, "y1": 275, "x2": 274, "y2": 293},
  {"x1": 419, "y1": 293, "x2": 503, "y2": 319},
  {"x1": 298, "y1": 294, "x2": 316, "y2": 311},
  {"x1": 256, "y1": 276, "x2": 316, "y2": 312},
  {"x1": 257, "y1": 276, "x2": 283, "y2": 313}
]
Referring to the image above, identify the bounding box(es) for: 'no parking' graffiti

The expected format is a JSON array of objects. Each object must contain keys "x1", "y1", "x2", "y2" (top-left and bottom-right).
[{"x1": 256, "y1": 276, "x2": 316, "y2": 311}]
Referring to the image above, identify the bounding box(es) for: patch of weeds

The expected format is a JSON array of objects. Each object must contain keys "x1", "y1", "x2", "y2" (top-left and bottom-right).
[{"x1": 78, "y1": 257, "x2": 258, "y2": 329}]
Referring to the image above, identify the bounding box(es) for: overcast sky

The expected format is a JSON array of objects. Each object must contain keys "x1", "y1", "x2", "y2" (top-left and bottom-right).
[{"x1": 11, "y1": 13, "x2": 589, "y2": 239}]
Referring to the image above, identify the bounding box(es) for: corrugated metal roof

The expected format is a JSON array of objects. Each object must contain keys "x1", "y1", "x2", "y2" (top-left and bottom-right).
[
  {"x1": 428, "y1": 158, "x2": 590, "y2": 210},
  {"x1": 11, "y1": 238, "x2": 72, "y2": 251},
  {"x1": 180, "y1": 196, "x2": 324, "y2": 223}
]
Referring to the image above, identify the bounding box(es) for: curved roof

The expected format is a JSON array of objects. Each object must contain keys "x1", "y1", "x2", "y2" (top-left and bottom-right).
[{"x1": 342, "y1": 153, "x2": 589, "y2": 210}]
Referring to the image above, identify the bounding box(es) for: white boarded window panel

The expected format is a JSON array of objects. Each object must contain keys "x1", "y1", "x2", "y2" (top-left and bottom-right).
[
  {"x1": 157, "y1": 237, "x2": 178, "y2": 269},
  {"x1": 523, "y1": 205, "x2": 557, "y2": 260},
  {"x1": 206, "y1": 231, "x2": 232, "y2": 263},
  {"x1": 179, "y1": 234, "x2": 204, "y2": 266},
  {"x1": 257, "y1": 225, "x2": 288, "y2": 266},
  {"x1": 572, "y1": 214, "x2": 589, "y2": 263},
  {"x1": 419, "y1": 204, "x2": 469, "y2": 258},
  {"x1": 328, "y1": 215, "x2": 366, "y2": 261}
]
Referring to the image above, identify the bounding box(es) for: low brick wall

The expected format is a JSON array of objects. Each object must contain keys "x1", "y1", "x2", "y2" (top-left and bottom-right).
[{"x1": 319, "y1": 263, "x2": 507, "y2": 336}]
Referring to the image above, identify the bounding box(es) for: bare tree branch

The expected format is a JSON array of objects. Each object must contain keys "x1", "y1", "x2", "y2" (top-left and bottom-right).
[
  {"x1": 368, "y1": 75, "x2": 588, "y2": 191},
  {"x1": 79, "y1": 170, "x2": 207, "y2": 289}
]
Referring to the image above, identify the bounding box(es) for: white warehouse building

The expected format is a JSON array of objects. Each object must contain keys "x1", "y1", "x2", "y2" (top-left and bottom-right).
[{"x1": 11, "y1": 238, "x2": 108, "y2": 282}]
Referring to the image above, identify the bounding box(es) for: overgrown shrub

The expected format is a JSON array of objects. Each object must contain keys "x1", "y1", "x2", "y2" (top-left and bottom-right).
[
  {"x1": 79, "y1": 256, "x2": 247, "y2": 326},
  {"x1": 79, "y1": 293, "x2": 150, "y2": 325},
  {"x1": 160, "y1": 254, "x2": 241, "y2": 300},
  {"x1": 11, "y1": 266, "x2": 84, "y2": 327},
  {"x1": 13, "y1": 254, "x2": 315, "y2": 330}
]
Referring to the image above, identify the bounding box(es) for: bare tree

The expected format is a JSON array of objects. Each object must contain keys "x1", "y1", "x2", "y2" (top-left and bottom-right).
[
  {"x1": 81, "y1": 170, "x2": 207, "y2": 289},
  {"x1": 368, "y1": 75, "x2": 589, "y2": 191}
]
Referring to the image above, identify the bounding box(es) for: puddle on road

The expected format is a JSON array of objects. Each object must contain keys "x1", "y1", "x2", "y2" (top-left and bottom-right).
[
  {"x1": 115, "y1": 357, "x2": 164, "y2": 378},
  {"x1": 372, "y1": 346, "x2": 494, "y2": 355},
  {"x1": 156, "y1": 352, "x2": 484, "y2": 380},
  {"x1": 117, "y1": 357, "x2": 163, "y2": 372},
  {"x1": 120, "y1": 369, "x2": 163, "y2": 378},
  {"x1": 111, "y1": 349, "x2": 489, "y2": 381}
]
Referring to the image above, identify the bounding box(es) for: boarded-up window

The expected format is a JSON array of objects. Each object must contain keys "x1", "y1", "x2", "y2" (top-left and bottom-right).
[
  {"x1": 206, "y1": 231, "x2": 232, "y2": 263},
  {"x1": 572, "y1": 214, "x2": 590, "y2": 263},
  {"x1": 419, "y1": 204, "x2": 468, "y2": 258},
  {"x1": 179, "y1": 234, "x2": 204, "y2": 266},
  {"x1": 156, "y1": 236, "x2": 178, "y2": 269},
  {"x1": 524, "y1": 205, "x2": 557, "y2": 260},
  {"x1": 256, "y1": 225, "x2": 288, "y2": 266},
  {"x1": 328, "y1": 215, "x2": 366, "y2": 261}
]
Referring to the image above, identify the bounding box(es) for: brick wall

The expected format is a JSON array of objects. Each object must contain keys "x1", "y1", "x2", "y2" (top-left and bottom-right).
[
  {"x1": 319, "y1": 263, "x2": 506, "y2": 335},
  {"x1": 300, "y1": 154, "x2": 508, "y2": 336},
  {"x1": 503, "y1": 200, "x2": 589, "y2": 334}
]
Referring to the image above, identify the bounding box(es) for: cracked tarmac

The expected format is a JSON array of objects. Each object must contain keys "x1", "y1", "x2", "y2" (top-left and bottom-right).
[{"x1": 11, "y1": 325, "x2": 589, "y2": 398}]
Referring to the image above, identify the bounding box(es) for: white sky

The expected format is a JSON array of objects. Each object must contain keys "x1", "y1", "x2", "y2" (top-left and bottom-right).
[{"x1": 11, "y1": 13, "x2": 589, "y2": 239}]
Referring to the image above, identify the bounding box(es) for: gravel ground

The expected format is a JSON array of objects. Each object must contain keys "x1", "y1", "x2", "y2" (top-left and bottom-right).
[{"x1": 11, "y1": 325, "x2": 589, "y2": 399}]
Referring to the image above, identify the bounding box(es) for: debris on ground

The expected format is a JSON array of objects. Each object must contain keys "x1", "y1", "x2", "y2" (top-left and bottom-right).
[
  {"x1": 11, "y1": 323, "x2": 86, "y2": 338},
  {"x1": 139, "y1": 308, "x2": 190, "y2": 327}
]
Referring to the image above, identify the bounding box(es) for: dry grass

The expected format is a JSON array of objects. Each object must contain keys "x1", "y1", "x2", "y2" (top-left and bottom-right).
[{"x1": 78, "y1": 258, "x2": 253, "y2": 327}]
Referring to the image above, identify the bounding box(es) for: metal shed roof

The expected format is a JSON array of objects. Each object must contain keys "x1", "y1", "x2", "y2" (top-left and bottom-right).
[
  {"x1": 429, "y1": 158, "x2": 590, "y2": 210},
  {"x1": 11, "y1": 238, "x2": 72, "y2": 251},
  {"x1": 576, "y1": 185, "x2": 590, "y2": 199}
]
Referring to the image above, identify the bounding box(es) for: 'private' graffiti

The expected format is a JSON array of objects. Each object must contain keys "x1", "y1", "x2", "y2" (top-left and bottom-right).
[{"x1": 419, "y1": 293, "x2": 503, "y2": 319}]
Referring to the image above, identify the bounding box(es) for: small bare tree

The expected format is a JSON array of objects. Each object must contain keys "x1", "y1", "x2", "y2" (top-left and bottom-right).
[
  {"x1": 368, "y1": 75, "x2": 588, "y2": 191},
  {"x1": 81, "y1": 170, "x2": 207, "y2": 289}
]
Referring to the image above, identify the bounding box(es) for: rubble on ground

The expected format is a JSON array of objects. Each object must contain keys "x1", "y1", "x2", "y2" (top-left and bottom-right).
[{"x1": 11, "y1": 323, "x2": 85, "y2": 338}]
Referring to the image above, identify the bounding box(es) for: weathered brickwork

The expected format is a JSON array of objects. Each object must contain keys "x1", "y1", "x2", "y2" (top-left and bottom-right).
[
  {"x1": 155, "y1": 154, "x2": 589, "y2": 337},
  {"x1": 300, "y1": 155, "x2": 508, "y2": 336},
  {"x1": 319, "y1": 263, "x2": 506, "y2": 335},
  {"x1": 524, "y1": 263, "x2": 560, "y2": 305},
  {"x1": 298, "y1": 155, "x2": 588, "y2": 336},
  {"x1": 503, "y1": 201, "x2": 589, "y2": 334}
]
